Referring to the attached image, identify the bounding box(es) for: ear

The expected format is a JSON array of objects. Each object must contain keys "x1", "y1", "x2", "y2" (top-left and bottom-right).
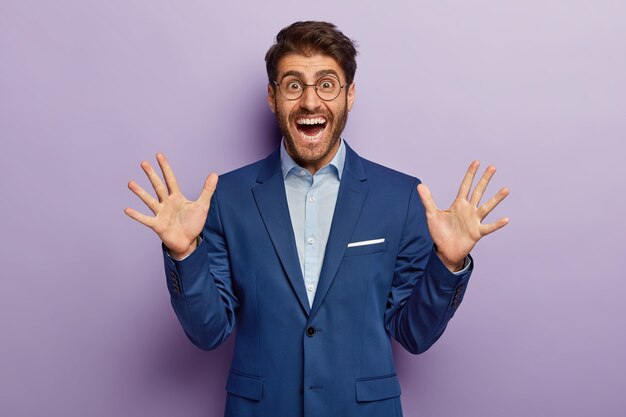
[
  {"x1": 267, "y1": 83, "x2": 276, "y2": 113},
  {"x1": 346, "y1": 82, "x2": 356, "y2": 112}
]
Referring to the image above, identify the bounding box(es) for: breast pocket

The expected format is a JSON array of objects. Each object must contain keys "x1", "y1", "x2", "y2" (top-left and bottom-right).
[{"x1": 344, "y1": 239, "x2": 388, "y2": 257}]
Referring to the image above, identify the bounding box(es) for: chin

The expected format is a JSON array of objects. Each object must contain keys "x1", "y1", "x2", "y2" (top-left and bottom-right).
[{"x1": 285, "y1": 128, "x2": 338, "y2": 167}]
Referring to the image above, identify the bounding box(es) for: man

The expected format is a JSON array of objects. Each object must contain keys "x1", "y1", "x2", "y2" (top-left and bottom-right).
[{"x1": 125, "y1": 21, "x2": 509, "y2": 417}]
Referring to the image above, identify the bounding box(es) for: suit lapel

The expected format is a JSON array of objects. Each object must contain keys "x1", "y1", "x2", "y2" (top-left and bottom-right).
[
  {"x1": 252, "y1": 150, "x2": 310, "y2": 316},
  {"x1": 310, "y1": 144, "x2": 368, "y2": 318}
]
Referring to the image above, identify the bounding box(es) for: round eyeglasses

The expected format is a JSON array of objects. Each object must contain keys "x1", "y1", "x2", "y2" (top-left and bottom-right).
[{"x1": 273, "y1": 74, "x2": 350, "y2": 101}]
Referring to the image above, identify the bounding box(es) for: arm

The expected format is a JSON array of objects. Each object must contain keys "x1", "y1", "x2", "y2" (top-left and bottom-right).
[
  {"x1": 125, "y1": 153, "x2": 236, "y2": 350},
  {"x1": 386, "y1": 161, "x2": 509, "y2": 354},
  {"x1": 164, "y1": 191, "x2": 238, "y2": 350},
  {"x1": 385, "y1": 181, "x2": 472, "y2": 354}
]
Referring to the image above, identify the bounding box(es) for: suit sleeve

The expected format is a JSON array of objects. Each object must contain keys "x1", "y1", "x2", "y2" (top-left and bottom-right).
[
  {"x1": 384, "y1": 179, "x2": 473, "y2": 354},
  {"x1": 162, "y1": 189, "x2": 239, "y2": 350}
]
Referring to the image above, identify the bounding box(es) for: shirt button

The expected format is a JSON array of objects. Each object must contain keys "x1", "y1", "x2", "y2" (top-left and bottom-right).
[
  {"x1": 307, "y1": 285, "x2": 314, "y2": 292},
  {"x1": 309, "y1": 196, "x2": 316, "y2": 202},
  {"x1": 307, "y1": 237, "x2": 314, "y2": 245},
  {"x1": 300, "y1": 170, "x2": 306, "y2": 176}
]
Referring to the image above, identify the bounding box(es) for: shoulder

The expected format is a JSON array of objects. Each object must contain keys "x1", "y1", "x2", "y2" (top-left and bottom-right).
[
  {"x1": 219, "y1": 158, "x2": 266, "y2": 184},
  {"x1": 344, "y1": 141, "x2": 421, "y2": 187},
  {"x1": 356, "y1": 154, "x2": 422, "y2": 193},
  {"x1": 219, "y1": 145, "x2": 281, "y2": 183}
]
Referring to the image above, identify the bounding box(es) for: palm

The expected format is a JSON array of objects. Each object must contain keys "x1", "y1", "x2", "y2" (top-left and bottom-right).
[
  {"x1": 417, "y1": 161, "x2": 509, "y2": 270},
  {"x1": 125, "y1": 153, "x2": 218, "y2": 257},
  {"x1": 151, "y1": 194, "x2": 208, "y2": 253}
]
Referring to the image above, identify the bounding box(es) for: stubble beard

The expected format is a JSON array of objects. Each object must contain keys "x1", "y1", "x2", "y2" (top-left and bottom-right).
[{"x1": 275, "y1": 96, "x2": 349, "y2": 169}]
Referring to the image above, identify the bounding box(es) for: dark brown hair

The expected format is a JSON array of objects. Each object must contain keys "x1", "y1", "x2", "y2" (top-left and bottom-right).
[{"x1": 265, "y1": 21, "x2": 358, "y2": 84}]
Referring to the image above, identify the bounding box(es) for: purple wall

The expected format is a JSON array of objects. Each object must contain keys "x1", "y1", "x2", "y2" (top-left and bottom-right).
[{"x1": 2, "y1": 1, "x2": 625, "y2": 416}]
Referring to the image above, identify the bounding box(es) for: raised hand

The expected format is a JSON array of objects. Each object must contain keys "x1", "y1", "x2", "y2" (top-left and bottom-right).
[
  {"x1": 124, "y1": 153, "x2": 218, "y2": 259},
  {"x1": 417, "y1": 161, "x2": 509, "y2": 272}
]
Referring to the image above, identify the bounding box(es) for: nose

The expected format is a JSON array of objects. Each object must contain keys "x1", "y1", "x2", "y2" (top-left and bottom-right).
[{"x1": 299, "y1": 85, "x2": 322, "y2": 111}]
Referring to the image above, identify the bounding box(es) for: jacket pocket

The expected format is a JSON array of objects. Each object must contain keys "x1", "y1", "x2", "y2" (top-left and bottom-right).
[
  {"x1": 344, "y1": 240, "x2": 388, "y2": 257},
  {"x1": 225, "y1": 370, "x2": 264, "y2": 401},
  {"x1": 355, "y1": 374, "x2": 401, "y2": 402}
]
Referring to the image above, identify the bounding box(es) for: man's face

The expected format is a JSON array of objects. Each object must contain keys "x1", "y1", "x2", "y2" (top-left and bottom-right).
[{"x1": 267, "y1": 54, "x2": 355, "y2": 173}]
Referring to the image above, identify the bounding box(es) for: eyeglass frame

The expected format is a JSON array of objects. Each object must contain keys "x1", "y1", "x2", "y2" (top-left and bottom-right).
[{"x1": 272, "y1": 74, "x2": 352, "y2": 102}]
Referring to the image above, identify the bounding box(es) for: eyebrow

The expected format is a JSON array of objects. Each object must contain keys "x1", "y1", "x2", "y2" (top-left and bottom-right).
[{"x1": 279, "y1": 69, "x2": 340, "y2": 81}]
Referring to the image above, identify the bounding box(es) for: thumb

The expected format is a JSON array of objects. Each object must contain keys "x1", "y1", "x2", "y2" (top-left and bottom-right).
[
  {"x1": 198, "y1": 173, "x2": 218, "y2": 210},
  {"x1": 417, "y1": 183, "x2": 438, "y2": 215}
]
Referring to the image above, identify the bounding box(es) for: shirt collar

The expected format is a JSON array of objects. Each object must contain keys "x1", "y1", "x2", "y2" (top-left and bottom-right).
[{"x1": 280, "y1": 138, "x2": 346, "y2": 180}]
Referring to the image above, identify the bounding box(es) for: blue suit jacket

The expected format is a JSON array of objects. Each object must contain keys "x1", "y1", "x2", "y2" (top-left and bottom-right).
[{"x1": 163, "y1": 143, "x2": 472, "y2": 417}]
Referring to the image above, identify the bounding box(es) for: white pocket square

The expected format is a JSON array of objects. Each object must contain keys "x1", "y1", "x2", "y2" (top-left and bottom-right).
[{"x1": 347, "y1": 238, "x2": 385, "y2": 248}]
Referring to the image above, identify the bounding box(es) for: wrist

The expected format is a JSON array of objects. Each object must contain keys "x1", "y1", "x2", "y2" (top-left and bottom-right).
[
  {"x1": 446, "y1": 260, "x2": 464, "y2": 273},
  {"x1": 435, "y1": 247, "x2": 465, "y2": 272},
  {"x1": 168, "y1": 236, "x2": 200, "y2": 260}
]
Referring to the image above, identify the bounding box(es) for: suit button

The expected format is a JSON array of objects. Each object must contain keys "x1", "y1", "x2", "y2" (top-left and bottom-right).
[{"x1": 306, "y1": 326, "x2": 316, "y2": 337}]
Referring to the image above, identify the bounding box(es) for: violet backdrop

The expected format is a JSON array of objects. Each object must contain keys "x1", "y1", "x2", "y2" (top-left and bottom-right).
[{"x1": 1, "y1": 1, "x2": 625, "y2": 416}]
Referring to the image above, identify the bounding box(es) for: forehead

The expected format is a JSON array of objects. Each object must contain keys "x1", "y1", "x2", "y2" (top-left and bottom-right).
[{"x1": 276, "y1": 53, "x2": 345, "y2": 81}]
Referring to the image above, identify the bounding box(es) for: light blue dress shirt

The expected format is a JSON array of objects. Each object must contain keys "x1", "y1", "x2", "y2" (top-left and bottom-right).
[{"x1": 281, "y1": 139, "x2": 345, "y2": 307}]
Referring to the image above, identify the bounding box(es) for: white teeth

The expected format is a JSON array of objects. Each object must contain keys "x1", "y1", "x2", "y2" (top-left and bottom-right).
[
  {"x1": 296, "y1": 117, "x2": 326, "y2": 125},
  {"x1": 299, "y1": 127, "x2": 325, "y2": 141}
]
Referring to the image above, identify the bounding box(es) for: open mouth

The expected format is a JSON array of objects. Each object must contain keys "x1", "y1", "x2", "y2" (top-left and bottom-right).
[{"x1": 295, "y1": 117, "x2": 327, "y2": 140}]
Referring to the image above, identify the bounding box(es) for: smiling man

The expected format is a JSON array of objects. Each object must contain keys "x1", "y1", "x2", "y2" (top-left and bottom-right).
[{"x1": 126, "y1": 21, "x2": 509, "y2": 417}]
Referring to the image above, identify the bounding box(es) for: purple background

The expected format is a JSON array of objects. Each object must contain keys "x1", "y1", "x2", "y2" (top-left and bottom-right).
[{"x1": 2, "y1": 1, "x2": 625, "y2": 416}]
